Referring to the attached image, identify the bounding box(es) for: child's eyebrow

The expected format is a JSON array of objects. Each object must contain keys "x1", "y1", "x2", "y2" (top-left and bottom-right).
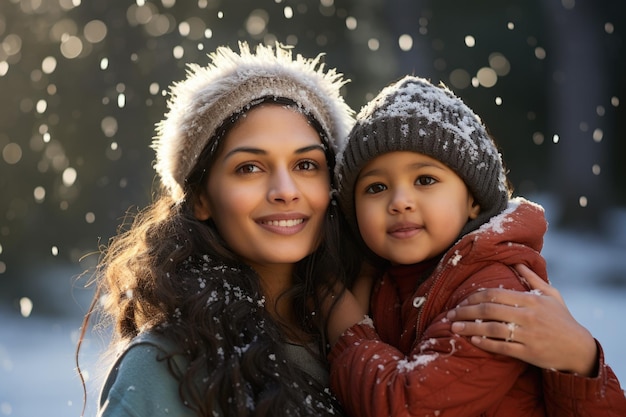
[
  {"x1": 358, "y1": 167, "x2": 386, "y2": 180},
  {"x1": 358, "y1": 161, "x2": 446, "y2": 180}
]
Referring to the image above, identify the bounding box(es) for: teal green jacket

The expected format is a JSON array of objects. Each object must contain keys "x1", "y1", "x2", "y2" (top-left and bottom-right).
[
  {"x1": 98, "y1": 332, "x2": 330, "y2": 416},
  {"x1": 98, "y1": 333, "x2": 196, "y2": 417}
]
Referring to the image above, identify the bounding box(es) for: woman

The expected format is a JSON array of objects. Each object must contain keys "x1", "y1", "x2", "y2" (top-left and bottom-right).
[{"x1": 78, "y1": 41, "x2": 354, "y2": 417}]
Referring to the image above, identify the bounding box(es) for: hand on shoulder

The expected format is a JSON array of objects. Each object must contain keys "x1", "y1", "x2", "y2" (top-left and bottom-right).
[{"x1": 447, "y1": 264, "x2": 598, "y2": 376}]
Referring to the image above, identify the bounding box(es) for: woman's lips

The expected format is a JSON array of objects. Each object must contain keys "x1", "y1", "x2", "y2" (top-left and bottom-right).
[
  {"x1": 260, "y1": 219, "x2": 304, "y2": 227},
  {"x1": 256, "y1": 214, "x2": 308, "y2": 235}
]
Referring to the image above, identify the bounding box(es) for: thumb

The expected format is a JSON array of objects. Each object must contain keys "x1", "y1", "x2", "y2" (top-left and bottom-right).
[{"x1": 514, "y1": 264, "x2": 555, "y2": 296}]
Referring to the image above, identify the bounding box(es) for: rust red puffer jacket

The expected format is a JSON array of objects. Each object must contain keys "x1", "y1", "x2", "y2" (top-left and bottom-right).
[{"x1": 329, "y1": 198, "x2": 626, "y2": 417}]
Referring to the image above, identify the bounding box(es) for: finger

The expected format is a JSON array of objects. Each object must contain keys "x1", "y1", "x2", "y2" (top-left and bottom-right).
[
  {"x1": 451, "y1": 320, "x2": 507, "y2": 340},
  {"x1": 514, "y1": 264, "x2": 564, "y2": 303},
  {"x1": 455, "y1": 300, "x2": 503, "y2": 318},
  {"x1": 468, "y1": 336, "x2": 527, "y2": 359},
  {"x1": 448, "y1": 302, "x2": 523, "y2": 323},
  {"x1": 451, "y1": 320, "x2": 524, "y2": 342},
  {"x1": 514, "y1": 264, "x2": 551, "y2": 292},
  {"x1": 454, "y1": 287, "x2": 533, "y2": 310}
]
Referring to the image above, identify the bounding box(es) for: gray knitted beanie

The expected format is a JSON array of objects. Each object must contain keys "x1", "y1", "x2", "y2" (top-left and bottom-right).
[
  {"x1": 153, "y1": 41, "x2": 355, "y2": 201},
  {"x1": 336, "y1": 75, "x2": 510, "y2": 237}
]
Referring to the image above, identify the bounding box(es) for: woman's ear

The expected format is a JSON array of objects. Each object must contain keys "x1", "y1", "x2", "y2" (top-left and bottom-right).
[
  {"x1": 468, "y1": 196, "x2": 481, "y2": 220},
  {"x1": 193, "y1": 192, "x2": 212, "y2": 221}
]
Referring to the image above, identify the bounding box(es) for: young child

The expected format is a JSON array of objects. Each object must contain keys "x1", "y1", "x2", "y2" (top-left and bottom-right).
[{"x1": 328, "y1": 75, "x2": 550, "y2": 416}]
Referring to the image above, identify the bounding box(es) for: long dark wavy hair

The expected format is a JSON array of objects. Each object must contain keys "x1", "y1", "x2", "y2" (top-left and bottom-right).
[{"x1": 77, "y1": 99, "x2": 350, "y2": 416}]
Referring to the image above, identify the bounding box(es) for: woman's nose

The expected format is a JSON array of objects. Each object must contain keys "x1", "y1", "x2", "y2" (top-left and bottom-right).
[{"x1": 268, "y1": 169, "x2": 300, "y2": 203}]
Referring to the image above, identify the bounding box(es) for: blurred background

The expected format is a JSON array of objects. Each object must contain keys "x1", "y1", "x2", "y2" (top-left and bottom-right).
[{"x1": 0, "y1": 0, "x2": 624, "y2": 416}]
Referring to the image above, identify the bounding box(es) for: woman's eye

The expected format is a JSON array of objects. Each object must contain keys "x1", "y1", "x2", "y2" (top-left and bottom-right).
[
  {"x1": 295, "y1": 160, "x2": 319, "y2": 171},
  {"x1": 236, "y1": 164, "x2": 261, "y2": 174},
  {"x1": 365, "y1": 183, "x2": 387, "y2": 194},
  {"x1": 416, "y1": 176, "x2": 436, "y2": 186}
]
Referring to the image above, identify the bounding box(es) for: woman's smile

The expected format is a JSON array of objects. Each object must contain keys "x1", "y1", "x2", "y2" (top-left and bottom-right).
[{"x1": 257, "y1": 214, "x2": 308, "y2": 235}]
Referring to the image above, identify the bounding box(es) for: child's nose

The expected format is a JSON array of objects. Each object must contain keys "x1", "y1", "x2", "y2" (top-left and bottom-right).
[{"x1": 388, "y1": 189, "x2": 416, "y2": 213}]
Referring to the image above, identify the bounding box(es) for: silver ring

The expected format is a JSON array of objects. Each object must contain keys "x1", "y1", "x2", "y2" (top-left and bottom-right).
[{"x1": 505, "y1": 322, "x2": 517, "y2": 342}]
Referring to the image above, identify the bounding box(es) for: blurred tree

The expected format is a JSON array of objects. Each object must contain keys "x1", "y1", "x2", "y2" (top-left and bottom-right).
[
  {"x1": 541, "y1": 0, "x2": 624, "y2": 230},
  {"x1": 0, "y1": 0, "x2": 623, "y2": 315}
]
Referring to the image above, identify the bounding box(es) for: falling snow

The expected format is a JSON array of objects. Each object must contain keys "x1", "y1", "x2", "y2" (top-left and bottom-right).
[{"x1": 0, "y1": 1, "x2": 624, "y2": 416}]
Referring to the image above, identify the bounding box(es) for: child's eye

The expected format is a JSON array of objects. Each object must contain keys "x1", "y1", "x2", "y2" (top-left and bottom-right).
[
  {"x1": 295, "y1": 160, "x2": 319, "y2": 171},
  {"x1": 365, "y1": 183, "x2": 387, "y2": 194},
  {"x1": 236, "y1": 164, "x2": 261, "y2": 174},
  {"x1": 415, "y1": 176, "x2": 436, "y2": 186}
]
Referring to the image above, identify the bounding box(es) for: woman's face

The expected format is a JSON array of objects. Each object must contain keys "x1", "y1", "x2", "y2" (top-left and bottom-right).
[{"x1": 194, "y1": 104, "x2": 331, "y2": 272}]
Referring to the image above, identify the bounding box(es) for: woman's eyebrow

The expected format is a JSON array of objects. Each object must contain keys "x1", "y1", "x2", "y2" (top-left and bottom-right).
[
  {"x1": 223, "y1": 146, "x2": 265, "y2": 160},
  {"x1": 223, "y1": 144, "x2": 325, "y2": 160},
  {"x1": 295, "y1": 144, "x2": 325, "y2": 154}
]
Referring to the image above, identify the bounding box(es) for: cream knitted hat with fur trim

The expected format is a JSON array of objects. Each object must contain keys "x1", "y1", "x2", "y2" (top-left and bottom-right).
[{"x1": 153, "y1": 41, "x2": 355, "y2": 201}]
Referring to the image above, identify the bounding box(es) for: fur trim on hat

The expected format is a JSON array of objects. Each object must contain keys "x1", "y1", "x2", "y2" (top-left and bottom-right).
[{"x1": 153, "y1": 41, "x2": 355, "y2": 200}]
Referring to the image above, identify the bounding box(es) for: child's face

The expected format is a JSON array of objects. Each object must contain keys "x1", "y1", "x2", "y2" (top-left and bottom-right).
[
  {"x1": 194, "y1": 104, "x2": 331, "y2": 272},
  {"x1": 354, "y1": 151, "x2": 480, "y2": 265}
]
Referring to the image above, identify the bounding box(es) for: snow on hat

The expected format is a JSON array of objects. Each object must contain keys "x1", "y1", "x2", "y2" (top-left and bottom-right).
[
  {"x1": 336, "y1": 75, "x2": 510, "y2": 237},
  {"x1": 152, "y1": 41, "x2": 355, "y2": 201}
]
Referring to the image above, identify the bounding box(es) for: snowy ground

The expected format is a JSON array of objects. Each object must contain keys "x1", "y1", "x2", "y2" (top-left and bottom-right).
[{"x1": 1, "y1": 213, "x2": 625, "y2": 417}]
